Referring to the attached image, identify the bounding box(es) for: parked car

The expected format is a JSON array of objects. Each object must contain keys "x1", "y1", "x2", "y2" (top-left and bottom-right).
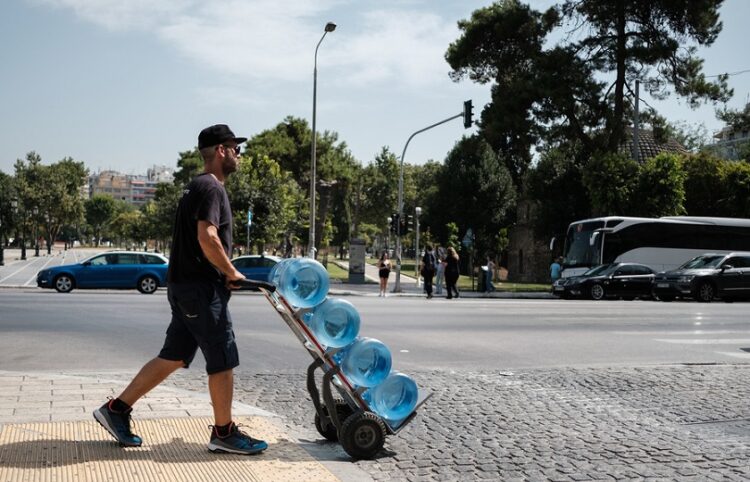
[
  {"x1": 557, "y1": 262, "x2": 655, "y2": 300},
  {"x1": 552, "y1": 263, "x2": 611, "y2": 299},
  {"x1": 37, "y1": 251, "x2": 169, "y2": 294},
  {"x1": 652, "y1": 252, "x2": 750, "y2": 302},
  {"x1": 230, "y1": 255, "x2": 281, "y2": 282}
]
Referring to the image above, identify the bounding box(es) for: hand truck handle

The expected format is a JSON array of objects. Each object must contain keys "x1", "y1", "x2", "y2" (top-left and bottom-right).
[{"x1": 236, "y1": 279, "x2": 277, "y2": 292}]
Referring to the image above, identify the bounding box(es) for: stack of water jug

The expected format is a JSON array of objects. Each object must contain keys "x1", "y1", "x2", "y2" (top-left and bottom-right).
[{"x1": 269, "y1": 257, "x2": 419, "y2": 426}]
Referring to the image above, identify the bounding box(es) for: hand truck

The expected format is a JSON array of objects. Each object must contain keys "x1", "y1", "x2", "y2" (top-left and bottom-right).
[{"x1": 240, "y1": 279, "x2": 431, "y2": 460}]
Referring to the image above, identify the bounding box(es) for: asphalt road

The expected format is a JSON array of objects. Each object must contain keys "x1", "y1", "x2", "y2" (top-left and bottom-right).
[{"x1": 0, "y1": 289, "x2": 748, "y2": 373}]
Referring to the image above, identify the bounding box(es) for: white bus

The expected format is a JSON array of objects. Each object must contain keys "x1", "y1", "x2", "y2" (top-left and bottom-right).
[{"x1": 559, "y1": 216, "x2": 750, "y2": 278}]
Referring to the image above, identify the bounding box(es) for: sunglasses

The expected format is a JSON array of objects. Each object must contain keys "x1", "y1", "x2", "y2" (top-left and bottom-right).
[{"x1": 219, "y1": 144, "x2": 241, "y2": 155}]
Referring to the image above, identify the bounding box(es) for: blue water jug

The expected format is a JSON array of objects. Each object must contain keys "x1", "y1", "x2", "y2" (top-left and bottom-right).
[
  {"x1": 310, "y1": 298, "x2": 360, "y2": 348},
  {"x1": 335, "y1": 337, "x2": 392, "y2": 388},
  {"x1": 362, "y1": 372, "x2": 418, "y2": 422},
  {"x1": 277, "y1": 258, "x2": 329, "y2": 308},
  {"x1": 269, "y1": 258, "x2": 296, "y2": 287}
]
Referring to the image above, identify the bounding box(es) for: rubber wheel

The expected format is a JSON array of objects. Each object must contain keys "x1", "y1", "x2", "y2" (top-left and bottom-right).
[
  {"x1": 589, "y1": 283, "x2": 605, "y2": 300},
  {"x1": 137, "y1": 275, "x2": 158, "y2": 294},
  {"x1": 54, "y1": 274, "x2": 74, "y2": 293},
  {"x1": 339, "y1": 411, "x2": 387, "y2": 460},
  {"x1": 696, "y1": 282, "x2": 715, "y2": 302},
  {"x1": 314, "y1": 399, "x2": 354, "y2": 442}
]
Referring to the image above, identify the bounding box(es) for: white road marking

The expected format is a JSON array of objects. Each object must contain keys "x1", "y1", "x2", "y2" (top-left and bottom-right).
[
  {"x1": 714, "y1": 351, "x2": 750, "y2": 359},
  {"x1": 654, "y1": 338, "x2": 750, "y2": 345}
]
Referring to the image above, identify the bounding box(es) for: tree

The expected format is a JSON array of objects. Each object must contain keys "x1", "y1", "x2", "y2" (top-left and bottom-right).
[
  {"x1": 173, "y1": 149, "x2": 203, "y2": 187},
  {"x1": 525, "y1": 146, "x2": 592, "y2": 240},
  {"x1": 430, "y1": 136, "x2": 516, "y2": 257},
  {"x1": 39, "y1": 158, "x2": 88, "y2": 253},
  {"x1": 582, "y1": 152, "x2": 639, "y2": 216},
  {"x1": 722, "y1": 161, "x2": 750, "y2": 218},
  {"x1": 85, "y1": 194, "x2": 116, "y2": 246},
  {"x1": 682, "y1": 152, "x2": 728, "y2": 215},
  {"x1": 632, "y1": 153, "x2": 686, "y2": 217},
  {"x1": 447, "y1": 0, "x2": 732, "y2": 163},
  {"x1": 226, "y1": 154, "x2": 303, "y2": 254}
]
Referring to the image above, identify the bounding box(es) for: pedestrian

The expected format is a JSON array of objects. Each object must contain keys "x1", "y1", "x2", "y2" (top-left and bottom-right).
[
  {"x1": 434, "y1": 251, "x2": 445, "y2": 295},
  {"x1": 550, "y1": 256, "x2": 563, "y2": 283},
  {"x1": 421, "y1": 245, "x2": 436, "y2": 299},
  {"x1": 485, "y1": 254, "x2": 496, "y2": 293},
  {"x1": 444, "y1": 246, "x2": 460, "y2": 299},
  {"x1": 377, "y1": 251, "x2": 391, "y2": 297},
  {"x1": 93, "y1": 124, "x2": 268, "y2": 455}
]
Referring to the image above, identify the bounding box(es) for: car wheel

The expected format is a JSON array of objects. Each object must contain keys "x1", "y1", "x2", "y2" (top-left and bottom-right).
[
  {"x1": 695, "y1": 281, "x2": 715, "y2": 302},
  {"x1": 590, "y1": 283, "x2": 605, "y2": 300},
  {"x1": 54, "y1": 274, "x2": 74, "y2": 293},
  {"x1": 137, "y1": 275, "x2": 159, "y2": 294}
]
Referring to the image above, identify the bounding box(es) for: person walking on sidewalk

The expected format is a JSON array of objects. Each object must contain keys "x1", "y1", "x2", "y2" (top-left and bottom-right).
[
  {"x1": 444, "y1": 246, "x2": 460, "y2": 299},
  {"x1": 377, "y1": 251, "x2": 391, "y2": 297},
  {"x1": 420, "y1": 245, "x2": 437, "y2": 299},
  {"x1": 434, "y1": 251, "x2": 445, "y2": 295},
  {"x1": 93, "y1": 124, "x2": 268, "y2": 456}
]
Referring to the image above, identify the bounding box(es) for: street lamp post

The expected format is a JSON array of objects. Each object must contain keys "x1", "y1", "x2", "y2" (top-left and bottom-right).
[
  {"x1": 414, "y1": 206, "x2": 422, "y2": 286},
  {"x1": 308, "y1": 21, "x2": 337, "y2": 259},
  {"x1": 0, "y1": 214, "x2": 4, "y2": 266},
  {"x1": 386, "y1": 217, "x2": 391, "y2": 256},
  {"x1": 33, "y1": 207, "x2": 40, "y2": 257}
]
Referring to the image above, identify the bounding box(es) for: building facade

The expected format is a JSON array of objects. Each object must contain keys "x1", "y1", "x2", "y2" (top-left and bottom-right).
[{"x1": 89, "y1": 166, "x2": 174, "y2": 206}]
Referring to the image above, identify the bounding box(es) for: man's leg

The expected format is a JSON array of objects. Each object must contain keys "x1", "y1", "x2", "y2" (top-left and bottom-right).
[
  {"x1": 208, "y1": 368, "x2": 233, "y2": 426},
  {"x1": 118, "y1": 357, "x2": 185, "y2": 406}
]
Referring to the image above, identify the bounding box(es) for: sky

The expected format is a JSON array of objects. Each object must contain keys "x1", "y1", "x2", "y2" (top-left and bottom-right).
[{"x1": 1, "y1": 0, "x2": 749, "y2": 176}]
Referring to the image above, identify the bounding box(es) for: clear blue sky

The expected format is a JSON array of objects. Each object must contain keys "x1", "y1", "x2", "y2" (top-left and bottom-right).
[{"x1": 1, "y1": 0, "x2": 748, "y2": 175}]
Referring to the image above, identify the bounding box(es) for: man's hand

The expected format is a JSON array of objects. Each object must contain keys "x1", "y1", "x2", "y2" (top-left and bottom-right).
[{"x1": 225, "y1": 269, "x2": 245, "y2": 290}]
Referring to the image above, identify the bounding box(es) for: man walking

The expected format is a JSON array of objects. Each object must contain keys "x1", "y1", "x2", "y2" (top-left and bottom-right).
[{"x1": 93, "y1": 124, "x2": 268, "y2": 455}]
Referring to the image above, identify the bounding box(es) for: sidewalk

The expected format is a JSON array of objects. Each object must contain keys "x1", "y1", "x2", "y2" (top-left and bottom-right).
[
  {"x1": 329, "y1": 259, "x2": 554, "y2": 299},
  {"x1": 0, "y1": 370, "x2": 369, "y2": 482}
]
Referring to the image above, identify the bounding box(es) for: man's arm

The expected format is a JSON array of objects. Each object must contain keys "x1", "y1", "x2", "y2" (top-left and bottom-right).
[{"x1": 197, "y1": 220, "x2": 244, "y2": 287}]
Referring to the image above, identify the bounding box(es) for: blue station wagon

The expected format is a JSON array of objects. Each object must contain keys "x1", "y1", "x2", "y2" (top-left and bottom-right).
[{"x1": 37, "y1": 251, "x2": 169, "y2": 294}]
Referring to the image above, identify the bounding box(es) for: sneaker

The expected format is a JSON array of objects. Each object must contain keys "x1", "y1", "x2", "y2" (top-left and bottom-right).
[
  {"x1": 208, "y1": 423, "x2": 268, "y2": 455},
  {"x1": 93, "y1": 401, "x2": 142, "y2": 447}
]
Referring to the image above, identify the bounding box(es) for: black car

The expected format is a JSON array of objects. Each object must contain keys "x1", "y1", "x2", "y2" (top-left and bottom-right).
[
  {"x1": 652, "y1": 252, "x2": 750, "y2": 302},
  {"x1": 557, "y1": 263, "x2": 655, "y2": 300}
]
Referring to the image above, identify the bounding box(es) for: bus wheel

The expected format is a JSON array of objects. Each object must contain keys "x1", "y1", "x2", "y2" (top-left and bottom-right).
[
  {"x1": 590, "y1": 284, "x2": 605, "y2": 300},
  {"x1": 696, "y1": 282, "x2": 715, "y2": 302}
]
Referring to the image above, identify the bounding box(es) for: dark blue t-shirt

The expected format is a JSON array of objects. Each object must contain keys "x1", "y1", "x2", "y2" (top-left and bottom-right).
[{"x1": 167, "y1": 173, "x2": 232, "y2": 283}]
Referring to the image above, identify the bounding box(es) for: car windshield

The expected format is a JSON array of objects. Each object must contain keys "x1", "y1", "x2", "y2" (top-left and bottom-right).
[
  {"x1": 679, "y1": 255, "x2": 724, "y2": 270},
  {"x1": 582, "y1": 264, "x2": 612, "y2": 276}
]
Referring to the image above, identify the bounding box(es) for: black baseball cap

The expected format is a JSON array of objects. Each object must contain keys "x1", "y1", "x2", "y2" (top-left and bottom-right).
[{"x1": 198, "y1": 124, "x2": 247, "y2": 149}]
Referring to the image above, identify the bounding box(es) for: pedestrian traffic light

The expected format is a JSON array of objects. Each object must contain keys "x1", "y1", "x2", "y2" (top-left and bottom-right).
[{"x1": 463, "y1": 99, "x2": 473, "y2": 129}]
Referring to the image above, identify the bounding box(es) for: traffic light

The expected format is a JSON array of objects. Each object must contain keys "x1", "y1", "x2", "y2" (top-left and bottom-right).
[
  {"x1": 390, "y1": 213, "x2": 400, "y2": 234},
  {"x1": 463, "y1": 99, "x2": 473, "y2": 129},
  {"x1": 399, "y1": 215, "x2": 412, "y2": 236}
]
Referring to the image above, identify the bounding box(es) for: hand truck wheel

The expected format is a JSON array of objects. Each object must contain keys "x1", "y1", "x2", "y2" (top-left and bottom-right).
[
  {"x1": 339, "y1": 411, "x2": 387, "y2": 460},
  {"x1": 314, "y1": 398, "x2": 354, "y2": 442}
]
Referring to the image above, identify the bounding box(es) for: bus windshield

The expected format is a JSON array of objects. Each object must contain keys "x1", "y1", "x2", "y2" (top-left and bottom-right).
[{"x1": 563, "y1": 221, "x2": 604, "y2": 268}]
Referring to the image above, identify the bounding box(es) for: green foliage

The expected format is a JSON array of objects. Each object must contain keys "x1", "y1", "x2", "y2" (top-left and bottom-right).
[
  {"x1": 85, "y1": 194, "x2": 116, "y2": 246},
  {"x1": 447, "y1": 0, "x2": 730, "y2": 164},
  {"x1": 632, "y1": 153, "x2": 686, "y2": 217},
  {"x1": 430, "y1": 136, "x2": 516, "y2": 256},
  {"x1": 721, "y1": 161, "x2": 750, "y2": 218},
  {"x1": 173, "y1": 149, "x2": 203, "y2": 187},
  {"x1": 445, "y1": 222, "x2": 459, "y2": 249},
  {"x1": 582, "y1": 152, "x2": 639, "y2": 216},
  {"x1": 682, "y1": 152, "x2": 728, "y2": 215},
  {"x1": 226, "y1": 154, "x2": 303, "y2": 254},
  {"x1": 526, "y1": 146, "x2": 591, "y2": 239}
]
